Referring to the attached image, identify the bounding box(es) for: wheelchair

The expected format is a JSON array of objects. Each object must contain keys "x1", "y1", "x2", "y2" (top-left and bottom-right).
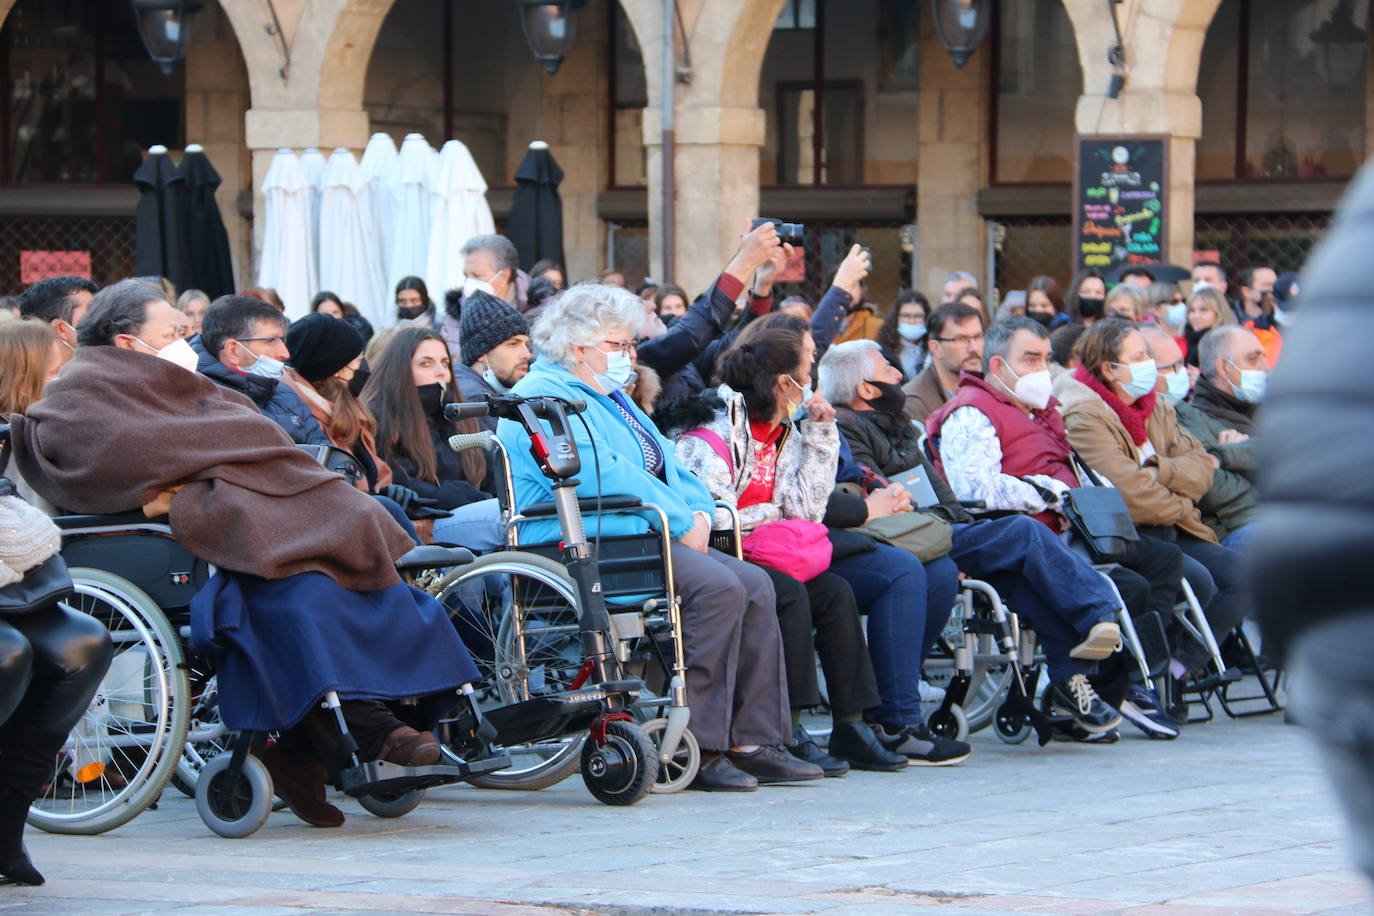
[{"x1": 426, "y1": 403, "x2": 705, "y2": 796}]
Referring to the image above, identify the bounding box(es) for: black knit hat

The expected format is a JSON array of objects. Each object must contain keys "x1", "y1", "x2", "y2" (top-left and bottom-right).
[
  {"x1": 287, "y1": 313, "x2": 365, "y2": 382},
  {"x1": 460, "y1": 290, "x2": 529, "y2": 366}
]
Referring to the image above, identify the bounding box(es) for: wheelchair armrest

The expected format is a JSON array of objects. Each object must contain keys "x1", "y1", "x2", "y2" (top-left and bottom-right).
[
  {"x1": 958, "y1": 500, "x2": 986, "y2": 510},
  {"x1": 519, "y1": 495, "x2": 643, "y2": 518},
  {"x1": 55, "y1": 510, "x2": 168, "y2": 531},
  {"x1": 395, "y1": 544, "x2": 474, "y2": 572}
]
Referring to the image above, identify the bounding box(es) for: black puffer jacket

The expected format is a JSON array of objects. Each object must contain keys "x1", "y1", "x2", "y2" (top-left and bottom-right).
[{"x1": 1253, "y1": 164, "x2": 1374, "y2": 659}]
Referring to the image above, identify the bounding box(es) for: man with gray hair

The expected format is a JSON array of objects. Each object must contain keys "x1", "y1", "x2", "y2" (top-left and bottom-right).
[
  {"x1": 461, "y1": 233, "x2": 528, "y2": 312},
  {"x1": 1192, "y1": 324, "x2": 1267, "y2": 435},
  {"x1": 819, "y1": 338, "x2": 1165, "y2": 737},
  {"x1": 941, "y1": 270, "x2": 978, "y2": 304}
]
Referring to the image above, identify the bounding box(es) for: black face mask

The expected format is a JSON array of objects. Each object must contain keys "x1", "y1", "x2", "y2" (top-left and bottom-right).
[
  {"x1": 397, "y1": 303, "x2": 429, "y2": 321},
  {"x1": 1028, "y1": 310, "x2": 1054, "y2": 328},
  {"x1": 1077, "y1": 297, "x2": 1105, "y2": 319},
  {"x1": 348, "y1": 363, "x2": 371, "y2": 398},
  {"x1": 417, "y1": 382, "x2": 447, "y2": 419},
  {"x1": 863, "y1": 379, "x2": 907, "y2": 415}
]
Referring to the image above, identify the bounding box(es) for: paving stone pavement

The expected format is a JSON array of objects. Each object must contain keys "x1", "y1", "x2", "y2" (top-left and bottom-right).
[{"x1": 6, "y1": 709, "x2": 1370, "y2": 915}]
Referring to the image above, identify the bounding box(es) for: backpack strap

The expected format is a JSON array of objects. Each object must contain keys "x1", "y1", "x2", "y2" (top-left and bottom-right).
[{"x1": 682, "y1": 427, "x2": 734, "y2": 477}]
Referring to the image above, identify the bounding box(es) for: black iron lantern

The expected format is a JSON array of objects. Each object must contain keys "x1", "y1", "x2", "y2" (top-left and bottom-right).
[
  {"x1": 517, "y1": 0, "x2": 586, "y2": 75},
  {"x1": 131, "y1": 0, "x2": 204, "y2": 76},
  {"x1": 931, "y1": 0, "x2": 992, "y2": 69},
  {"x1": 1310, "y1": 0, "x2": 1367, "y2": 86}
]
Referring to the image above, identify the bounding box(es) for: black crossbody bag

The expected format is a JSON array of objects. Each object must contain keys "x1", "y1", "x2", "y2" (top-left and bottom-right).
[{"x1": 1061, "y1": 451, "x2": 1139, "y2": 563}]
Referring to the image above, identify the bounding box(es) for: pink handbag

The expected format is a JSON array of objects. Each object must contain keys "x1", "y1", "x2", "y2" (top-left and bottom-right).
[{"x1": 740, "y1": 519, "x2": 833, "y2": 583}]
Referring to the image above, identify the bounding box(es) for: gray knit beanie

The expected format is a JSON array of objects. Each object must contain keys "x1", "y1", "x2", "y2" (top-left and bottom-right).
[
  {"x1": 0, "y1": 496, "x2": 61, "y2": 588},
  {"x1": 459, "y1": 291, "x2": 529, "y2": 366}
]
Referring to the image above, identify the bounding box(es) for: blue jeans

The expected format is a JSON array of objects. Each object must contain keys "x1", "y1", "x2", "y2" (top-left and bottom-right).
[
  {"x1": 828, "y1": 544, "x2": 959, "y2": 728},
  {"x1": 431, "y1": 498, "x2": 504, "y2": 553},
  {"x1": 949, "y1": 516, "x2": 1118, "y2": 683},
  {"x1": 1222, "y1": 522, "x2": 1257, "y2": 553},
  {"x1": 373, "y1": 495, "x2": 421, "y2": 545}
]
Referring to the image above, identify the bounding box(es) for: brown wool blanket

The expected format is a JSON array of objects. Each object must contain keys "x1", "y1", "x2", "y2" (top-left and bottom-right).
[{"x1": 10, "y1": 347, "x2": 413, "y2": 591}]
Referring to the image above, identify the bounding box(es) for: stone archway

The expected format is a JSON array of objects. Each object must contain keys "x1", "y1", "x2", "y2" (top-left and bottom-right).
[
  {"x1": 1061, "y1": 0, "x2": 1227, "y2": 266},
  {"x1": 619, "y1": 0, "x2": 788, "y2": 290}
]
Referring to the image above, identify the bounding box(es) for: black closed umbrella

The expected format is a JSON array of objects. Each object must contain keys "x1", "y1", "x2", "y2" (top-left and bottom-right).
[
  {"x1": 133, "y1": 145, "x2": 190, "y2": 292},
  {"x1": 181, "y1": 145, "x2": 236, "y2": 299},
  {"x1": 507, "y1": 141, "x2": 565, "y2": 273}
]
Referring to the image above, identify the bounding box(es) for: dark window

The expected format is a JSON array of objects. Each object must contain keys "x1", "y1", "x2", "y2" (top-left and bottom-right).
[
  {"x1": 2, "y1": 0, "x2": 185, "y2": 186},
  {"x1": 992, "y1": 0, "x2": 1081, "y2": 184}
]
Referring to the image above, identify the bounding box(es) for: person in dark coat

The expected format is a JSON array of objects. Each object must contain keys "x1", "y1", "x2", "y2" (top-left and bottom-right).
[
  {"x1": 451, "y1": 291, "x2": 531, "y2": 433},
  {"x1": 1191, "y1": 324, "x2": 1267, "y2": 436},
  {"x1": 363, "y1": 326, "x2": 503, "y2": 551},
  {"x1": 194, "y1": 295, "x2": 331, "y2": 447},
  {"x1": 1253, "y1": 162, "x2": 1374, "y2": 884}
]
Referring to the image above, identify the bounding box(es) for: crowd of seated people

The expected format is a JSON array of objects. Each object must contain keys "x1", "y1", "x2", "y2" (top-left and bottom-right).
[{"x1": 0, "y1": 230, "x2": 1281, "y2": 831}]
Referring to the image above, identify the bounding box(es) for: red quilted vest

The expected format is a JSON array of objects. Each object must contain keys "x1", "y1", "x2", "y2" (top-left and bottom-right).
[{"x1": 926, "y1": 372, "x2": 1078, "y2": 529}]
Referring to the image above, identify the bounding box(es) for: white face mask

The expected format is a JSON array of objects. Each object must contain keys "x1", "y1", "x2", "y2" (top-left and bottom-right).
[
  {"x1": 462, "y1": 276, "x2": 496, "y2": 299},
  {"x1": 1000, "y1": 364, "x2": 1053, "y2": 410},
  {"x1": 136, "y1": 336, "x2": 200, "y2": 374},
  {"x1": 236, "y1": 341, "x2": 284, "y2": 380},
  {"x1": 1161, "y1": 368, "x2": 1190, "y2": 403},
  {"x1": 898, "y1": 322, "x2": 926, "y2": 342}
]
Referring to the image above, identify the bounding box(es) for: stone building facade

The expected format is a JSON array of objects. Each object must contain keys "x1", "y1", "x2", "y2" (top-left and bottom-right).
[{"x1": 1, "y1": 0, "x2": 1368, "y2": 307}]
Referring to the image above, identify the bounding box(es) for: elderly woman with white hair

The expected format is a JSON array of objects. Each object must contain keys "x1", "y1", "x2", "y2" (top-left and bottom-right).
[{"x1": 497, "y1": 284, "x2": 821, "y2": 792}]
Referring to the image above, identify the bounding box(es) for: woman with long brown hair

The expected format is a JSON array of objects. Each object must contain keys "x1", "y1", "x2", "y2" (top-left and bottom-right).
[
  {"x1": 0, "y1": 320, "x2": 63, "y2": 513},
  {"x1": 361, "y1": 326, "x2": 503, "y2": 550}
]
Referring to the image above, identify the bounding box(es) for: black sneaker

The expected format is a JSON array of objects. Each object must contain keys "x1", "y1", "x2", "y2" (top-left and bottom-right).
[
  {"x1": 1045, "y1": 674, "x2": 1122, "y2": 735},
  {"x1": 786, "y1": 724, "x2": 849, "y2": 777},
  {"x1": 728, "y1": 745, "x2": 824, "y2": 784},
  {"x1": 1053, "y1": 723, "x2": 1120, "y2": 743},
  {"x1": 874, "y1": 723, "x2": 971, "y2": 766},
  {"x1": 826, "y1": 719, "x2": 908, "y2": 772},
  {"x1": 1119, "y1": 685, "x2": 1179, "y2": 740}
]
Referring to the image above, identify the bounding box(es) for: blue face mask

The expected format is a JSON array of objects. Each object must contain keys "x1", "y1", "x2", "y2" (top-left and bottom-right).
[
  {"x1": 1115, "y1": 359, "x2": 1158, "y2": 399},
  {"x1": 1160, "y1": 368, "x2": 1190, "y2": 403},
  {"x1": 1164, "y1": 302, "x2": 1187, "y2": 329},
  {"x1": 594, "y1": 349, "x2": 635, "y2": 392},
  {"x1": 1227, "y1": 359, "x2": 1267, "y2": 403},
  {"x1": 898, "y1": 322, "x2": 926, "y2": 342},
  {"x1": 789, "y1": 375, "x2": 813, "y2": 421},
  {"x1": 238, "y1": 341, "x2": 284, "y2": 381}
]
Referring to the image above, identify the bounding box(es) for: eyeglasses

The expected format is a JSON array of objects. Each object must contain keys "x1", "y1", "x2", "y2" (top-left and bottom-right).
[
  {"x1": 598, "y1": 339, "x2": 636, "y2": 354},
  {"x1": 235, "y1": 336, "x2": 286, "y2": 347},
  {"x1": 933, "y1": 334, "x2": 984, "y2": 346}
]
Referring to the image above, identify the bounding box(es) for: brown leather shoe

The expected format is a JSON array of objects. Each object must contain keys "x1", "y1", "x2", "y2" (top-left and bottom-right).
[
  {"x1": 377, "y1": 726, "x2": 441, "y2": 767},
  {"x1": 258, "y1": 744, "x2": 344, "y2": 828}
]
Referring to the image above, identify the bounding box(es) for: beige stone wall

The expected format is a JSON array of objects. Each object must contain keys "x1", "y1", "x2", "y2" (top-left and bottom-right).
[
  {"x1": 915, "y1": 11, "x2": 991, "y2": 296},
  {"x1": 184, "y1": 2, "x2": 253, "y2": 288}
]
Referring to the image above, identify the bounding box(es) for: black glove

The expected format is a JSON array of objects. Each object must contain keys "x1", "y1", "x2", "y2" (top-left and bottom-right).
[{"x1": 381, "y1": 484, "x2": 421, "y2": 510}]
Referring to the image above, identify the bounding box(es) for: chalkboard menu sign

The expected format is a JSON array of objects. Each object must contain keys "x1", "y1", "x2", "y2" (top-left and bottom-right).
[{"x1": 1073, "y1": 135, "x2": 1168, "y2": 275}]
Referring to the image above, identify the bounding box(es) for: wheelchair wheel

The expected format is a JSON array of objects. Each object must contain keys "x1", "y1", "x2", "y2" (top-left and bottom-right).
[
  {"x1": 994, "y1": 705, "x2": 1033, "y2": 745},
  {"x1": 927, "y1": 704, "x2": 970, "y2": 742},
  {"x1": 428, "y1": 552, "x2": 586, "y2": 791},
  {"x1": 357, "y1": 788, "x2": 426, "y2": 818},
  {"x1": 195, "y1": 753, "x2": 273, "y2": 838},
  {"x1": 581, "y1": 719, "x2": 657, "y2": 806},
  {"x1": 171, "y1": 667, "x2": 230, "y2": 798},
  {"x1": 639, "y1": 718, "x2": 700, "y2": 794},
  {"x1": 29, "y1": 569, "x2": 190, "y2": 835}
]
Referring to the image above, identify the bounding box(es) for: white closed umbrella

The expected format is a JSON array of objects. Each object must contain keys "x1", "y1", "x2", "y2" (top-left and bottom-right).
[
  {"x1": 360, "y1": 132, "x2": 398, "y2": 307},
  {"x1": 386, "y1": 133, "x2": 437, "y2": 314},
  {"x1": 299, "y1": 147, "x2": 328, "y2": 291},
  {"x1": 318, "y1": 148, "x2": 386, "y2": 327},
  {"x1": 258, "y1": 148, "x2": 316, "y2": 319},
  {"x1": 426, "y1": 139, "x2": 496, "y2": 301}
]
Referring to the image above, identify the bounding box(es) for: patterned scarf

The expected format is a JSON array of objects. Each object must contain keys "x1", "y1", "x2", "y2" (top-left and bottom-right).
[{"x1": 1072, "y1": 364, "x2": 1154, "y2": 447}]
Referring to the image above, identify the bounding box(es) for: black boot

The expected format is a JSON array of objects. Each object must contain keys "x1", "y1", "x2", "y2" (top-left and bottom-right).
[
  {"x1": 0, "y1": 789, "x2": 41, "y2": 885},
  {"x1": 0, "y1": 726, "x2": 70, "y2": 886}
]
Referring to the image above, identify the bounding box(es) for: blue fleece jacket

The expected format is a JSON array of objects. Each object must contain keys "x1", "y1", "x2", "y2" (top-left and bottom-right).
[{"x1": 499, "y1": 360, "x2": 715, "y2": 544}]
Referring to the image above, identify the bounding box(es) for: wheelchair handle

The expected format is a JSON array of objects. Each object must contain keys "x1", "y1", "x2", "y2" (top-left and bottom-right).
[
  {"x1": 448, "y1": 431, "x2": 493, "y2": 454},
  {"x1": 444, "y1": 395, "x2": 587, "y2": 422}
]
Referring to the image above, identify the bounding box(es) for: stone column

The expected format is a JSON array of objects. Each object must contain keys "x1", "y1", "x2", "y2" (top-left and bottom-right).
[
  {"x1": 1065, "y1": 0, "x2": 1221, "y2": 268},
  {"x1": 915, "y1": 12, "x2": 993, "y2": 297}
]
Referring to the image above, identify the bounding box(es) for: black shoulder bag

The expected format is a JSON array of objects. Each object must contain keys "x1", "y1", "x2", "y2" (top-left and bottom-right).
[{"x1": 1061, "y1": 451, "x2": 1139, "y2": 563}]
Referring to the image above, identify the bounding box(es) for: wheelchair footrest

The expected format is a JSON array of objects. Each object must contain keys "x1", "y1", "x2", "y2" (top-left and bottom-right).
[
  {"x1": 485, "y1": 695, "x2": 602, "y2": 746},
  {"x1": 338, "y1": 746, "x2": 513, "y2": 797}
]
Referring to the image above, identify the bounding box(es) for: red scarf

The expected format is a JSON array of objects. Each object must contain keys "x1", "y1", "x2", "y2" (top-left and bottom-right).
[{"x1": 1072, "y1": 364, "x2": 1154, "y2": 446}]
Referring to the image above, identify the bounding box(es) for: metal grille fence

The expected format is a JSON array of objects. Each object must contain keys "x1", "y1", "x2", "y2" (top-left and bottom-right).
[
  {"x1": 0, "y1": 215, "x2": 136, "y2": 296},
  {"x1": 990, "y1": 216, "x2": 1074, "y2": 298},
  {"x1": 1193, "y1": 213, "x2": 1331, "y2": 277}
]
